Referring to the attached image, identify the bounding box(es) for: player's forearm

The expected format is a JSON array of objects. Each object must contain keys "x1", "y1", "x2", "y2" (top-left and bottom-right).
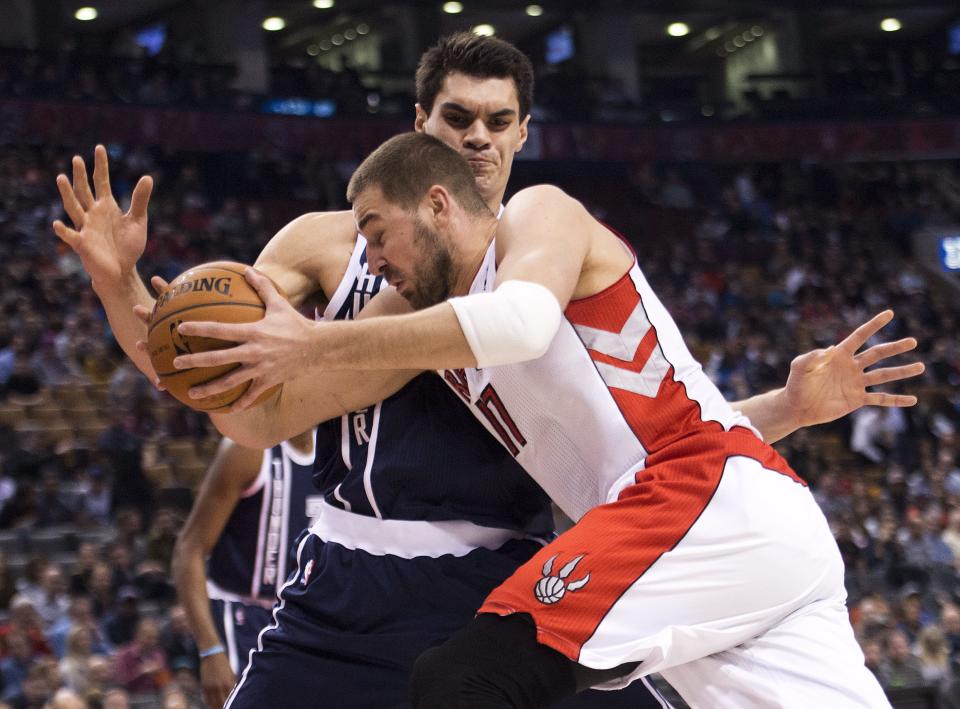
[
  {"x1": 171, "y1": 543, "x2": 223, "y2": 652},
  {"x1": 93, "y1": 269, "x2": 158, "y2": 379},
  {"x1": 732, "y1": 387, "x2": 800, "y2": 444},
  {"x1": 315, "y1": 303, "x2": 477, "y2": 371}
]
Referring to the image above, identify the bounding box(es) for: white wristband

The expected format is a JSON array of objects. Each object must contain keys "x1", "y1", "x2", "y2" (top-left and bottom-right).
[{"x1": 449, "y1": 280, "x2": 562, "y2": 368}]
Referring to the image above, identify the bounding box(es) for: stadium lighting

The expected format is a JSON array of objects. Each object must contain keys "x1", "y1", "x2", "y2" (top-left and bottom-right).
[
  {"x1": 331, "y1": 33, "x2": 344, "y2": 45},
  {"x1": 262, "y1": 17, "x2": 286, "y2": 31},
  {"x1": 74, "y1": 7, "x2": 98, "y2": 21},
  {"x1": 473, "y1": 24, "x2": 496, "y2": 36},
  {"x1": 443, "y1": 1, "x2": 464, "y2": 13},
  {"x1": 526, "y1": 4, "x2": 544, "y2": 16},
  {"x1": 357, "y1": 24, "x2": 370, "y2": 35},
  {"x1": 666, "y1": 22, "x2": 690, "y2": 37},
  {"x1": 880, "y1": 17, "x2": 902, "y2": 32},
  {"x1": 751, "y1": 26, "x2": 764, "y2": 37},
  {"x1": 313, "y1": 0, "x2": 334, "y2": 7}
]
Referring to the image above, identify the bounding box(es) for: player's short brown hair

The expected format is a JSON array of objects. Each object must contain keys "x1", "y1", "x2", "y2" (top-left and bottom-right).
[
  {"x1": 416, "y1": 32, "x2": 534, "y2": 119},
  {"x1": 346, "y1": 132, "x2": 491, "y2": 216}
]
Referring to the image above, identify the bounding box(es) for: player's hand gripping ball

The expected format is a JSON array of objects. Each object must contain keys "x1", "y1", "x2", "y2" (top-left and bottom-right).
[{"x1": 147, "y1": 261, "x2": 282, "y2": 412}]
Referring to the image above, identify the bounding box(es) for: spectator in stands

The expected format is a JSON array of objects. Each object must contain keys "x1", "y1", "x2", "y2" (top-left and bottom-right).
[
  {"x1": 58, "y1": 626, "x2": 93, "y2": 696},
  {"x1": 35, "y1": 472, "x2": 74, "y2": 529},
  {"x1": 86, "y1": 564, "x2": 114, "y2": 621},
  {"x1": 943, "y1": 509, "x2": 960, "y2": 560},
  {"x1": 67, "y1": 546, "x2": 98, "y2": 597},
  {"x1": 25, "y1": 568, "x2": 69, "y2": 630},
  {"x1": 84, "y1": 656, "x2": 112, "y2": 699},
  {"x1": 879, "y1": 628, "x2": 926, "y2": 689},
  {"x1": 102, "y1": 588, "x2": 139, "y2": 648},
  {"x1": 46, "y1": 687, "x2": 86, "y2": 709},
  {"x1": 917, "y1": 625, "x2": 953, "y2": 686},
  {"x1": 1, "y1": 631, "x2": 39, "y2": 702},
  {"x1": 10, "y1": 659, "x2": 55, "y2": 708},
  {"x1": 47, "y1": 596, "x2": 107, "y2": 660},
  {"x1": 158, "y1": 607, "x2": 195, "y2": 678},
  {"x1": 100, "y1": 688, "x2": 129, "y2": 709},
  {"x1": 0, "y1": 597, "x2": 51, "y2": 657},
  {"x1": 113, "y1": 617, "x2": 170, "y2": 696}
]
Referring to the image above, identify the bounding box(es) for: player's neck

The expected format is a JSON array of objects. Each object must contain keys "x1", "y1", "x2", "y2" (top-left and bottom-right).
[{"x1": 451, "y1": 216, "x2": 498, "y2": 296}]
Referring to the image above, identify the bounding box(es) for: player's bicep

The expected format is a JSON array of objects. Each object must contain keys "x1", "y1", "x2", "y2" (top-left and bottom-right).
[
  {"x1": 255, "y1": 211, "x2": 356, "y2": 308},
  {"x1": 494, "y1": 185, "x2": 592, "y2": 308}
]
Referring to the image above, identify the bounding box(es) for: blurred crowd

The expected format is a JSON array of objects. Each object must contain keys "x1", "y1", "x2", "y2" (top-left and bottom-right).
[{"x1": 0, "y1": 137, "x2": 958, "y2": 707}]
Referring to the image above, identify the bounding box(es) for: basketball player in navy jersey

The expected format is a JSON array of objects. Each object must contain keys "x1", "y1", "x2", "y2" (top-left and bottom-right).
[
  {"x1": 171, "y1": 430, "x2": 316, "y2": 709},
  {"x1": 55, "y1": 34, "x2": 920, "y2": 708}
]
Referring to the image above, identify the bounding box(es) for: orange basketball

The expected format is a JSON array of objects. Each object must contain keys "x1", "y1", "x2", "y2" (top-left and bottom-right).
[{"x1": 146, "y1": 261, "x2": 281, "y2": 412}]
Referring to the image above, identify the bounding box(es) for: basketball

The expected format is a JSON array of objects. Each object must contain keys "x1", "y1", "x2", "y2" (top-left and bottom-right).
[{"x1": 146, "y1": 261, "x2": 280, "y2": 412}]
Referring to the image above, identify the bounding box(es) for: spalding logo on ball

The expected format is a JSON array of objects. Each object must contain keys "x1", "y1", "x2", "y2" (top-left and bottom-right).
[
  {"x1": 533, "y1": 554, "x2": 590, "y2": 605},
  {"x1": 146, "y1": 261, "x2": 283, "y2": 413}
]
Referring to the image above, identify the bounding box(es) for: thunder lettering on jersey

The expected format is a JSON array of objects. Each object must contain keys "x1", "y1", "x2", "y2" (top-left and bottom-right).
[
  {"x1": 207, "y1": 436, "x2": 319, "y2": 603},
  {"x1": 312, "y1": 236, "x2": 553, "y2": 536},
  {"x1": 440, "y1": 236, "x2": 798, "y2": 522}
]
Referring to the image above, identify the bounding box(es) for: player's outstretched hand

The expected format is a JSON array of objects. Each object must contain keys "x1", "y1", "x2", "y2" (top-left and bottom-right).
[
  {"x1": 52, "y1": 144, "x2": 153, "y2": 289},
  {"x1": 200, "y1": 652, "x2": 236, "y2": 709},
  {"x1": 173, "y1": 268, "x2": 317, "y2": 409},
  {"x1": 782, "y1": 310, "x2": 925, "y2": 429}
]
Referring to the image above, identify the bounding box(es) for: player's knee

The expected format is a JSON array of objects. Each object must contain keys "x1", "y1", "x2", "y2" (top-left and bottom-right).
[
  {"x1": 410, "y1": 614, "x2": 577, "y2": 709},
  {"x1": 410, "y1": 645, "x2": 503, "y2": 708}
]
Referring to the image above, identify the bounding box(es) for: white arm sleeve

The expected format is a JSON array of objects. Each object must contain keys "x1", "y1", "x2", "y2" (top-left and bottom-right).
[{"x1": 448, "y1": 280, "x2": 563, "y2": 368}]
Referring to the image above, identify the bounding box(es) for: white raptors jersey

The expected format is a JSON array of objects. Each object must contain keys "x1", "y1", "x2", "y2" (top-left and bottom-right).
[{"x1": 441, "y1": 239, "x2": 763, "y2": 521}]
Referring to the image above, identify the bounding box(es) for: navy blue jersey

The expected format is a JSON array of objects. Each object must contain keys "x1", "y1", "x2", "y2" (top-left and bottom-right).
[
  {"x1": 208, "y1": 436, "x2": 319, "y2": 603},
  {"x1": 313, "y1": 237, "x2": 553, "y2": 537}
]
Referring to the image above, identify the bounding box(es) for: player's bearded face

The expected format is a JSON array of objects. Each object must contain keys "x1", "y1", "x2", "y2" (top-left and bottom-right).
[{"x1": 386, "y1": 216, "x2": 454, "y2": 310}]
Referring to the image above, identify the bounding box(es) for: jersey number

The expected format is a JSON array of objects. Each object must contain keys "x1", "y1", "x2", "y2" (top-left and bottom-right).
[{"x1": 444, "y1": 369, "x2": 527, "y2": 457}]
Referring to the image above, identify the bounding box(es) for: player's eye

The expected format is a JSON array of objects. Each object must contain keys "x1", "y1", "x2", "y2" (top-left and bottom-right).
[{"x1": 444, "y1": 113, "x2": 469, "y2": 127}]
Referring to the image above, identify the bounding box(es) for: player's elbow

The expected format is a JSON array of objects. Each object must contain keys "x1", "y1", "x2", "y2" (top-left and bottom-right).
[
  {"x1": 209, "y1": 413, "x2": 281, "y2": 450},
  {"x1": 451, "y1": 281, "x2": 562, "y2": 368}
]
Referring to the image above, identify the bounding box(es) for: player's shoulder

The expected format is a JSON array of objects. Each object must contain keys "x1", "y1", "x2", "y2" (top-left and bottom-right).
[
  {"x1": 505, "y1": 184, "x2": 577, "y2": 211},
  {"x1": 273, "y1": 210, "x2": 357, "y2": 250},
  {"x1": 501, "y1": 185, "x2": 588, "y2": 229}
]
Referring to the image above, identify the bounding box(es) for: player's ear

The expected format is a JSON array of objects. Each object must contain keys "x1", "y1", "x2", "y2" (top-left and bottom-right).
[
  {"x1": 516, "y1": 115, "x2": 530, "y2": 152},
  {"x1": 425, "y1": 185, "x2": 449, "y2": 222},
  {"x1": 414, "y1": 104, "x2": 428, "y2": 133}
]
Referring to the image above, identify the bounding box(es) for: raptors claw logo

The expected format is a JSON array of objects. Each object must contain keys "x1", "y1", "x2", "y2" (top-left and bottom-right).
[{"x1": 534, "y1": 554, "x2": 590, "y2": 605}]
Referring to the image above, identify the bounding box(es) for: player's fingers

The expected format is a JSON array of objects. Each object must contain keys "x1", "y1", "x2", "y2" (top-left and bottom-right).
[
  {"x1": 55, "y1": 174, "x2": 86, "y2": 228},
  {"x1": 187, "y1": 367, "x2": 250, "y2": 399},
  {"x1": 837, "y1": 310, "x2": 894, "y2": 354},
  {"x1": 93, "y1": 144, "x2": 112, "y2": 201},
  {"x1": 52, "y1": 220, "x2": 82, "y2": 249},
  {"x1": 72, "y1": 155, "x2": 94, "y2": 208},
  {"x1": 133, "y1": 305, "x2": 152, "y2": 324},
  {"x1": 863, "y1": 392, "x2": 919, "y2": 408},
  {"x1": 855, "y1": 337, "x2": 918, "y2": 369},
  {"x1": 129, "y1": 175, "x2": 154, "y2": 221},
  {"x1": 176, "y1": 320, "x2": 250, "y2": 342},
  {"x1": 150, "y1": 275, "x2": 169, "y2": 295},
  {"x1": 174, "y1": 343, "x2": 249, "y2": 371},
  {"x1": 863, "y1": 362, "x2": 925, "y2": 387},
  {"x1": 244, "y1": 267, "x2": 284, "y2": 306}
]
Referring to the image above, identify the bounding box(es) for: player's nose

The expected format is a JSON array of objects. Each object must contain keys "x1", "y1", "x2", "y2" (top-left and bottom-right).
[
  {"x1": 367, "y1": 253, "x2": 386, "y2": 276},
  {"x1": 463, "y1": 118, "x2": 491, "y2": 150}
]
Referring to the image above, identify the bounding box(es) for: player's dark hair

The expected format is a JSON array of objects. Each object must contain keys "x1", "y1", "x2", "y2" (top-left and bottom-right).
[
  {"x1": 347, "y1": 132, "x2": 491, "y2": 216},
  {"x1": 416, "y1": 32, "x2": 534, "y2": 119}
]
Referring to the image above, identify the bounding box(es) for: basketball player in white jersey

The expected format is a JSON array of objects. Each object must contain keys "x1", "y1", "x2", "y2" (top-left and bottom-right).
[
  {"x1": 176, "y1": 132, "x2": 925, "y2": 707},
  {"x1": 55, "y1": 34, "x2": 920, "y2": 707}
]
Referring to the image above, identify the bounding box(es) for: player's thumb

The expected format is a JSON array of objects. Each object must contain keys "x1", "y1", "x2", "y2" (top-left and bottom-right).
[
  {"x1": 245, "y1": 267, "x2": 286, "y2": 307},
  {"x1": 129, "y1": 175, "x2": 154, "y2": 221}
]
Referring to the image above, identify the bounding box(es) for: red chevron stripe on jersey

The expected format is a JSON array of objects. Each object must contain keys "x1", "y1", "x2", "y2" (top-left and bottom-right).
[{"x1": 565, "y1": 268, "x2": 714, "y2": 454}]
